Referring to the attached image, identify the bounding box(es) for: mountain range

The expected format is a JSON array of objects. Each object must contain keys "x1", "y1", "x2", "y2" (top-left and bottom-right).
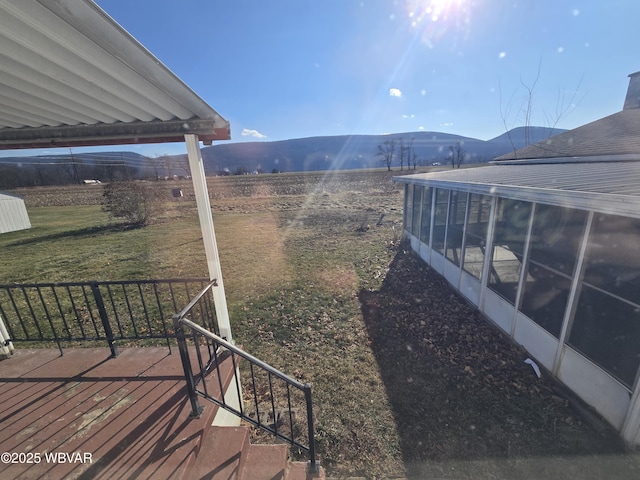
[
  {"x1": 0, "y1": 127, "x2": 564, "y2": 187},
  {"x1": 196, "y1": 126, "x2": 564, "y2": 173}
]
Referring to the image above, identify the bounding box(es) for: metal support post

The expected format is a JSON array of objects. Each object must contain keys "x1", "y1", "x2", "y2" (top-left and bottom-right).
[
  {"x1": 304, "y1": 383, "x2": 319, "y2": 474},
  {"x1": 90, "y1": 282, "x2": 119, "y2": 358},
  {"x1": 185, "y1": 134, "x2": 233, "y2": 343},
  {"x1": 173, "y1": 314, "x2": 203, "y2": 418}
]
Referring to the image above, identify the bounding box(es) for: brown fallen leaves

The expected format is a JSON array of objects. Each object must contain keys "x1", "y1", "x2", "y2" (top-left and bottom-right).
[{"x1": 358, "y1": 246, "x2": 624, "y2": 468}]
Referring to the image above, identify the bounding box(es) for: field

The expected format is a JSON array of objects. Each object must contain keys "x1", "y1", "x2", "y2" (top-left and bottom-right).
[{"x1": 3, "y1": 170, "x2": 640, "y2": 479}]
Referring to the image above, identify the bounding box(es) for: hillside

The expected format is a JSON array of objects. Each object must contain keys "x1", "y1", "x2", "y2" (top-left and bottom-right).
[
  {"x1": 201, "y1": 132, "x2": 481, "y2": 173},
  {"x1": 197, "y1": 127, "x2": 563, "y2": 174},
  {"x1": 0, "y1": 127, "x2": 563, "y2": 187}
]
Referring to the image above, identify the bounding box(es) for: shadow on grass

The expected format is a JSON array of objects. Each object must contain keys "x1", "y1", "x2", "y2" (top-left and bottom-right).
[
  {"x1": 8, "y1": 222, "x2": 141, "y2": 247},
  {"x1": 359, "y1": 247, "x2": 636, "y2": 479}
]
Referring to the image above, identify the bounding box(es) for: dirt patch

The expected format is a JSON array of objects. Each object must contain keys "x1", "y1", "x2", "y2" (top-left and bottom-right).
[
  {"x1": 318, "y1": 265, "x2": 359, "y2": 298},
  {"x1": 217, "y1": 211, "x2": 293, "y2": 299}
]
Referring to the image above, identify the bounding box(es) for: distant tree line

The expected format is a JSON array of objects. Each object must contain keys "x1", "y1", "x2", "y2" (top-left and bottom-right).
[
  {"x1": 0, "y1": 161, "x2": 138, "y2": 189},
  {"x1": 0, "y1": 154, "x2": 195, "y2": 189}
]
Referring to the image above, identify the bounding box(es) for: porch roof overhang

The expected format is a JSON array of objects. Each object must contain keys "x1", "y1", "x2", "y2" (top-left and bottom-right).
[{"x1": 0, "y1": 0, "x2": 230, "y2": 150}]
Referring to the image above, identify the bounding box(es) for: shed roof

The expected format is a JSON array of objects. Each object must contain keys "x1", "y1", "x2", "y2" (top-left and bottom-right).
[
  {"x1": 0, "y1": 191, "x2": 25, "y2": 201},
  {"x1": 0, "y1": 0, "x2": 230, "y2": 149}
]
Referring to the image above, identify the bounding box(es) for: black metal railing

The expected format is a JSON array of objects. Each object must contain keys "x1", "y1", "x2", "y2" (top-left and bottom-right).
[
  {"x1": 172, "y1": 286, "x2": 318, "y2": 474},
  {"x1": 0, "y1": 278, "x2": 216, "y2": 356}
]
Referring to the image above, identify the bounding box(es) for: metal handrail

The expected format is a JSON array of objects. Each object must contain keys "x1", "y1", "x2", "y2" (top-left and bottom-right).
[
  {"x1": 182, "y1": 318, "x2": 305, "y2": 389},
  {"x1": 0, "y1": 278, "x2": 214, "y2": 356},
  {"x1": 173, "y1": 305, "x2": 318, "y2": 473}
]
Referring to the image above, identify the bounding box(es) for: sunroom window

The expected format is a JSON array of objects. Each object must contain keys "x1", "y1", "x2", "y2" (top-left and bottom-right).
[
  {"x1": 487, "y1": 198, "x2": 532, "y2": 304},
  {"x1": 568, "y1": 213, "x2": 640, "y2": 388},
  {"x1": 519, "y1": 204, "x2": 588, "y2": 337}
]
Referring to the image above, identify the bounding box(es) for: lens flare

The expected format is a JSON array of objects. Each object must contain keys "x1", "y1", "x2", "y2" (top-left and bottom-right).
[{"x1": 405, "y1": 0, "x2": 472, "y2": 47}]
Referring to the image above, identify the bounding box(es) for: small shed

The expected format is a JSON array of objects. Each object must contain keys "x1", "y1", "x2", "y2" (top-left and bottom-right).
[
  {"x1": 0, "y1": 192, "x2": 30, "y2": 234},
  {"x1": 395, "y1": 71, "x2": 640, "y2": 447}
]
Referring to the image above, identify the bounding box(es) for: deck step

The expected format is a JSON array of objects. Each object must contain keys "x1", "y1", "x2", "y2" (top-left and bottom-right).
[
  {"x1": 0, "y1": 347, "x2": 325, "y2": 480},
  {"x1": 241, "y1": 443, "x2": 288, "y2": 480},
  {"x1": 188, "y1": 425, "x2": 325, "y2": 480},
  {"x1": 286, "y1": 461, "x2": 326, "y2": 480},
  {"x1": 189, "y1": 426, "x2": 250, "y2": 479}
]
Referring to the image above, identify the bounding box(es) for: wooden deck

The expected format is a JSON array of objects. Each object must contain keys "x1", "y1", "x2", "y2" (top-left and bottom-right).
[
  {"x1": 0, "y1": 347, "x2": 224, "y2": 479},
  {"x1": 0, "y1": 347, "x2": 323, "y2": 480}
]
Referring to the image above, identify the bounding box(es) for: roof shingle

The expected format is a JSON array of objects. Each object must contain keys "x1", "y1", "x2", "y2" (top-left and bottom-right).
[{"x1": 495, "y1": 109, "x2": 640, "y2": 161}]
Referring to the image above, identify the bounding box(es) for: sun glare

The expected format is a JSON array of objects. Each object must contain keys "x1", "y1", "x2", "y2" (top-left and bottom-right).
[
  {"x1": 405, "y1": 0, "x2": 471, "y2": 45},
  {"x1": 408, "y1": 0, "x2": 467, "y2": 20}
]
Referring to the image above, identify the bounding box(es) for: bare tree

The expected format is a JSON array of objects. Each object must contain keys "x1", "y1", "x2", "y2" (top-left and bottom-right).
[
  {"x1": 448, "y1": 141, "x2": 464, "y2": 169},
  {"x1": 520, "y1": 60, "x2": 542, "y2": 147},
  {"x1": 57, "y1": 148, "x2": 83, "y2": 184},
  {"x1": 174, "y1": 155, "x2": 191, "y2": 178},
  {"x1": 500, "y1": 60, "x2": 583, "y2": 155},
  {"x1": 102, "y1": 181, "x2": 164, "y2": 226},
  {"x1": 398, "y1": 137, "x2": 405, "y2": 171},
  {"x1": 499, "y1": 59, "x2": 542, "y2": 151},
  {"x1": 499, "y1": 79, "x2": 517, "y2": 153},
  {"x1": 150, "y1": 154, "x2": 163, "y2": 180},
  {"x1": 406, "y1": 137, "x2": 417, "y2": 170},
  {"x1": 544, "y1": 76, "x2": 584, "y2": 136},
  {"x1": 377, "y1": 139, "x2": 397, "y2": 171}
]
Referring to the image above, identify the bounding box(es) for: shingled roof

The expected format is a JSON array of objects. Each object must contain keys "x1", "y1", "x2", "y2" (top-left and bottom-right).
[{"x1": 496, "y1": 71, "x2": 640, "y2": 163}]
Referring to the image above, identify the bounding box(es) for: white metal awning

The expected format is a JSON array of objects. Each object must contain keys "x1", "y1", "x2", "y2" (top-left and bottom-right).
[{"x1": 0, "y1": 0, "x2": 230, "y2": 149}]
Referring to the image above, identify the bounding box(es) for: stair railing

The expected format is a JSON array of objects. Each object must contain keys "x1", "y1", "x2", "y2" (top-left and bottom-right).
[{"x1": 172, "y1": 286, "x2": 318, "y2": 474}]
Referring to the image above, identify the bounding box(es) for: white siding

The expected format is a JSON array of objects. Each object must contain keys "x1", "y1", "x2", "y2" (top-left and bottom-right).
[{"x1": 0, "y1": 193, "x2": 30, "y2": 234}]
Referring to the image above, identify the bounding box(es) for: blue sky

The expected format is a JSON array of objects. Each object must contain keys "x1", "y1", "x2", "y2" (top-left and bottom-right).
[{"x1": 9, "y1": 1, "x2": 640, "y2": 157}]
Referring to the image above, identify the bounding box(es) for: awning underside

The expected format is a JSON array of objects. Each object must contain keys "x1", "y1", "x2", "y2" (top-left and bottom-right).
[
  {"x1": 0, "y1": 0, "x2": 230, "y2": 149},
  {"x1": 0, "y1": 118, "x2": 226, "y2": 149}
]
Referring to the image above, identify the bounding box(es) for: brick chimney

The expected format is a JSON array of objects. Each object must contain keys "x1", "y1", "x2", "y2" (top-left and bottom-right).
[{"x1": 623, "y1": 71, "x2": 640, "y2": 110}]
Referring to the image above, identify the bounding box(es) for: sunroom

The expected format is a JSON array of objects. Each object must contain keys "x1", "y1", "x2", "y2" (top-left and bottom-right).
[{"x1": 395, "y1": 73, "x2": 640, "y2": 446}]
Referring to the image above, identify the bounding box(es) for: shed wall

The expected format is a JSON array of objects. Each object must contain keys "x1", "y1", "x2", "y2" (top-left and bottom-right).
[{"x1": 0, "y1": 193, "x2": 31, "y2": 234}]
